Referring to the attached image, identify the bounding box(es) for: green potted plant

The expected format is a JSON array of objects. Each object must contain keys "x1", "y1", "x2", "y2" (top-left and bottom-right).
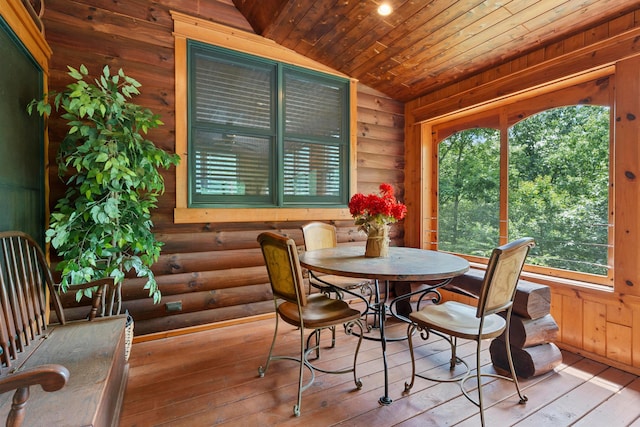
[{"x1": 28, "y1": 64, "x2": 179, "y2": 317}]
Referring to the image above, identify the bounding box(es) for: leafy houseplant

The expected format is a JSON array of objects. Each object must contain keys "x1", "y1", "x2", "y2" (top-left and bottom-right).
[{"x1": 28, "y1": 65, "x2": 179, "y2": 315}]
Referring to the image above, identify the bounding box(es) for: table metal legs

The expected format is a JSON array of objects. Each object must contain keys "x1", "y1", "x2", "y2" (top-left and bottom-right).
[
  {"x1": 370, "y1": 280, "x2": 392, "y2": 405},
  {"x1": 341, "y1": 278, "x2": 450, "y2": 406},
  {"x1": 377, "y1": 299, "x2": 393, "y2": 405}
]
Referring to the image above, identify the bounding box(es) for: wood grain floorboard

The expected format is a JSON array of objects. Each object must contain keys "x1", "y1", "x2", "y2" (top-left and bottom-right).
[{"x1": 119, "y1": 316, "x2": 640, "y2": 426}]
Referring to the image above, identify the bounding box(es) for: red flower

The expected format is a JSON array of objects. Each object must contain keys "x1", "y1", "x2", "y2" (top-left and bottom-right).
[{"x1": 349, "y1": 183, "x2": 406, "y2": 234}]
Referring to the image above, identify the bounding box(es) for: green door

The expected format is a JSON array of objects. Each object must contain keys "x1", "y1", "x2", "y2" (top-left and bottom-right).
[{"x1": 0, "y1": 17, "x2": 45, "y2": 244}]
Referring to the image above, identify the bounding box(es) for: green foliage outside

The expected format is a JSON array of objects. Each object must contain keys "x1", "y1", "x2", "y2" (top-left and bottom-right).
[
  {"x1": 438, "y1": 105, "x2": 610, "y2": 276},
  {"x1": 28, "y1": 65, "x2": 180, "y2": 310},
  {"x1": 438, "y1": 128, "x2": 500, "y2": 256}
]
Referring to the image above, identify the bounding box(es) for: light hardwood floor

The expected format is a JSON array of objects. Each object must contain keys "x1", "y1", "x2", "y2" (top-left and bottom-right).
[{"x1": 119, "y1": 313, "x2": 640, "y2": 426}]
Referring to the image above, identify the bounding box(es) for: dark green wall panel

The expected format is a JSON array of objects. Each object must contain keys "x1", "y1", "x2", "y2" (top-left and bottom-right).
[{"x1": 0, "y1": 17, "x2": 44, "y2": 244}]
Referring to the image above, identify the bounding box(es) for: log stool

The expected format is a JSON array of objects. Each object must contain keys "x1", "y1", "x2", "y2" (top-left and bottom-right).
[{"x1": 446, "y1": 269, "x2": 563, "y2": 378}]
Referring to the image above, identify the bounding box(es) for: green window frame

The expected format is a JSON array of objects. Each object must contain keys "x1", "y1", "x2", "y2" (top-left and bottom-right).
[{"x1": 187, "y1": 42, "x2": 350, "y2": 209}]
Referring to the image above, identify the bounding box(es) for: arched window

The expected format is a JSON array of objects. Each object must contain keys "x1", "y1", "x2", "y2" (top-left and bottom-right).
[
  {"x1": 509, "y1": 106, "x2": 610, "y2": 275},
  {"x1": 433, "y1": 77, "x2": 612, "y2": 284}
]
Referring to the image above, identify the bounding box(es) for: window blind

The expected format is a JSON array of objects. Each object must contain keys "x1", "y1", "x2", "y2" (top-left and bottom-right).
[{"x1": 188, "y1": 42, "x2": 348, "y2": 207}]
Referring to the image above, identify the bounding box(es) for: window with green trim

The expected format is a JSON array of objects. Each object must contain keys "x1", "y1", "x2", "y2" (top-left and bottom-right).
[{"x1": 188, "y1": 42, "x2": 350, "y2": 208}]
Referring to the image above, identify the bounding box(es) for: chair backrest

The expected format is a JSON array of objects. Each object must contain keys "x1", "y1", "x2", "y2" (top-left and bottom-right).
[
  {"x1": 0, "y1": 231, "x2": 66, "y2": 367},
  {"x1": 258, "y1": 232, "x2": 307, "y2": 307},
  {"x1": 476, "y1": 237, "x2": 535, "y2": 318},
  {"x1": 301, "y1": 222, "x2": 338, "y2": 251}
]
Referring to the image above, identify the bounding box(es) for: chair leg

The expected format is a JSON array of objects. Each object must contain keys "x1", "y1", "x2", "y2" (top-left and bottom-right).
[
  {"x1": 295, "y1": 320, "x2": 363, "y2": 416},
  {"x1": 306, "y1": 329, "x2": 321, "y2": 360},
  {"x1": 305, "y1": 326, "x2": 337, "y2": 361},
  {"x1": 294, "y1": 324, "x2": 305, "y2": 417},
  {"x1": 404, "y1": 323, "x2": 418, "y2": 392},
  {"x1": 449, "y1": 336, "x2": 458, "y2": 370},
  {"x1": 472, "y1": 318, "x2": 528, "y2": 427},
  {"x1": 476, "y1": 338, "x2": 485, "y2": 427},
  {"x1": 505, "y1": 318, "x2": 528, "y2": 405},
  {"x1": 350, "y1": 319, "x2": 364, "y2": 389},
  {"x1": 330, "y1": 325, "x2": 336, "y2": 348},
  {"x1": 258, "y1": 313, "x2": 279, "y2": 377},
  {"x1": 404, "y1": 325, "x2": 470, "y2": 389}
]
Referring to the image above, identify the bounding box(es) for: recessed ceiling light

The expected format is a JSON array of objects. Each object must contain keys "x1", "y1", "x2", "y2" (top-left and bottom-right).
[{"x1": 378, "y1": 3, "x2": 392, "y2": 16}]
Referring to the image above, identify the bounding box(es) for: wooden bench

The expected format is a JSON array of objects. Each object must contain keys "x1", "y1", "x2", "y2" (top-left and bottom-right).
[{"x1": 0, "y1": 231, "x2": 128, "y2": 427}]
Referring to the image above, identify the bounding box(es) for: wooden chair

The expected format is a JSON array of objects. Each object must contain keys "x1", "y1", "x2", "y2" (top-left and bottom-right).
[
  {"x1": 404, "y1": 237, "x2": 535, "y2": 426},
  {"x1": 257, "y1": 231, "x2": 364, "y2": 417},
  {"x1": 0, "y1": 231, "x2": 119, "y2": 321},
  {"x1": 301, "y1": 222, "x2": 373, "y2": 296},
  {"x1": 301, "y1": 222, "x2": 375, "y2": 352}
]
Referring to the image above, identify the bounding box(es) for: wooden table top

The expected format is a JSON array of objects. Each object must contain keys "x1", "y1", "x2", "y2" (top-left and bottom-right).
[{"x1": 299, "y1": 246, "x2": 469, "y2": 282}]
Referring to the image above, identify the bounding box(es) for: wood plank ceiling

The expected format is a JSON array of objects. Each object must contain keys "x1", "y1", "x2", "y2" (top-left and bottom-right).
[{"x1": 231, "y1": 0, "x2": 638, "y2": 102}]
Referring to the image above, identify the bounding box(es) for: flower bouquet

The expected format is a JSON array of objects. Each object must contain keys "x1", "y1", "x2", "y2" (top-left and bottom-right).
[{"x1": 349, "y1": 183, "x2": 407, "y2": 257}]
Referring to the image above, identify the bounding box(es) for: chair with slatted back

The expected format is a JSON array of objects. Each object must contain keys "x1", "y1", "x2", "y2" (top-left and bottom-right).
[
  {"x1": 0, "y1": 231, "x2": 125, "y2": 426},
  {"x1": 404, "y1": 237, "x2": 535, "y2": 427},
  {"x1": 0, "y1": 232, "x2": 114, "y2": 363},
  {"x1": 301, "y1": 222, "x2": 374, "y2": 299},
  {"x1": 257, "y1": 231, "x2": 364, "y2": 417},
  {"x1": 301, "y1": 222, "x2": 374, "y2": 352}
]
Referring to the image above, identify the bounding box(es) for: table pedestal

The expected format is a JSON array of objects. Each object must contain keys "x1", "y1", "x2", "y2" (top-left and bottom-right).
[{"x1": 343, "y1": 278, "x2": 450, "y2": 405}]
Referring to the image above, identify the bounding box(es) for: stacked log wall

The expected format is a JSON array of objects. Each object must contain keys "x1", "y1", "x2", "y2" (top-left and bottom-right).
[{"x1": 43, "y1": 0, "x2": 405, "y2": 335}]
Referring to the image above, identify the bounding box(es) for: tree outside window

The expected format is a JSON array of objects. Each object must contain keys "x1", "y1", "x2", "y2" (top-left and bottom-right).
[
  {"x1": 438, "y1": 105, "x2": 610, "y2": 278},
  {"x1": 438, "y1": 128, "x2": 500, "y2": 257}
]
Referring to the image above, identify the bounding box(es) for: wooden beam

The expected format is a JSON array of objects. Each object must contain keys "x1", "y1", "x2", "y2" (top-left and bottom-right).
[
  {"x1": 614, "y1": 55, "x2": 640, "y2": 298},
  {"x1": 411, "y1": 26, "x2": 640, "y2": 123}
]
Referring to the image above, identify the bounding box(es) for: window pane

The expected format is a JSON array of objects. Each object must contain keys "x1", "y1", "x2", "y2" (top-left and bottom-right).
[
  {"x1": 508, "y1": 106, "x2": 610, "y2": 275},
  {"x1": 284, "y1": 140, "x2": 342, "y2": 197},
  {"x1": 284, "y1": 71, "x2": 344, "y2": 138},
  {"x1": 187, "y1": 42, "x2": 349, "y2": 208},
  {"x1": 192, "y1": 129, "x2": 271, "y2": 200},
  {"x1": 192, "y1": 52, "x2": 273, "y2": 129},
  {"x1": 438, "y1": 128, "x2": 500, "y2": 256}
]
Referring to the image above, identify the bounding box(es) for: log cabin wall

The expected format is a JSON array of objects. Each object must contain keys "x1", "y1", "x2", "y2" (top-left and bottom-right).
[
  {"x1": 41, "y1": 0, "x2": 405, "y2": 335},
  {"x1": 405, "y1": 9, "x2": 640, "y2": 375}
]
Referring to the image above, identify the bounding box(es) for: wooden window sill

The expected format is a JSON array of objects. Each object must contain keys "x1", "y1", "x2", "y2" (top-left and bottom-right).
[{"x1": 174, "y1": 207, "x2": 352, "y2": 224}]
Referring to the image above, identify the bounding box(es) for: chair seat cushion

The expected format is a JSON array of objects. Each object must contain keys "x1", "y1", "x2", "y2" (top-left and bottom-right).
[
  {"x1": 409, "y1": 301, "x2": 506, "y2": 340},
  {"x1": 278, "y1": 294, "x2": 362, "y2": 329}
]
